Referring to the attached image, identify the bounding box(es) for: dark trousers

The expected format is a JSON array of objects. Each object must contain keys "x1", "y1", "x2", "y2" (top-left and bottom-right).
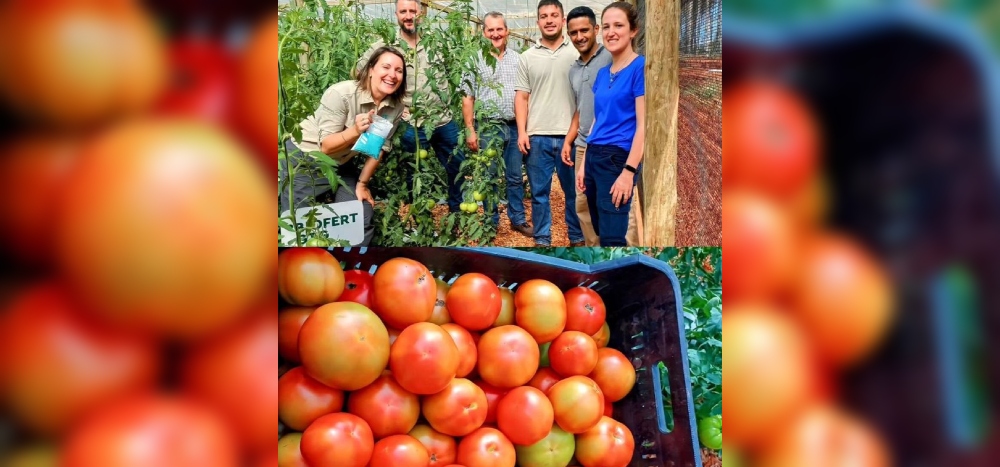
[
  {"x1": 399, "y1": 120, "x2": 464, "y2": 212},
  {"x1": 584, "y1": 144, "x2": 637, "y2": 247},
  {"x1": 278, "y1": 139, "x2": 374, "y2": 246}
]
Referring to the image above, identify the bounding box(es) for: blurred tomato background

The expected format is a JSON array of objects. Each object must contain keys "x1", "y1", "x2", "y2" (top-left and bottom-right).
[
  {"x1": 724, "y1": 1, "x2": 999, "y2": 466},
  {"x1": 0, "y1": 0, "x2": 276, "y2": 465}
]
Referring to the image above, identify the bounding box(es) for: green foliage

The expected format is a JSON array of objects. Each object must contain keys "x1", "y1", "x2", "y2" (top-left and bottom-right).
[
  {"x1": 279, "y1": 0, "x2": 505, "y2": 246},
  {"x1": 527, "y1": 247, "x2": 722, "y2": 447}
]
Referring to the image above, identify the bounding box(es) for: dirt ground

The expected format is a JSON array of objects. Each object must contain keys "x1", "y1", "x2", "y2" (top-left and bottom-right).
[{"x1": 702, "y1": 448, "x2": 722, "y2": 467}]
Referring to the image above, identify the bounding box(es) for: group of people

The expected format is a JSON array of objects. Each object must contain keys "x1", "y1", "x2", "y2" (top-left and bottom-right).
[{"x1": 280, "y1": 0, "x2": 646, "y2": 247}]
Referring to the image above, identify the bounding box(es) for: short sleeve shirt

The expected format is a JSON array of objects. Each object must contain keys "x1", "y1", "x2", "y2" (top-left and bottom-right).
[
  {"x1": 589, "y1": 55, "x2": 645, "y2": 152},
  {"x1": 569, "y1": 46, "x2": 612, "y2": 148},
  {"x1": 463, "y1": 49, "x2": 520, "y2": 121},
  {"x1": 297, "y1": 80, "x2": 405, "y2": 164},
  {"x1": 515, "y1": 40, "x2": 577, "y2": 136},
  {"x1": 357, "y1": 36, "x2": 452, "y2": 128}
]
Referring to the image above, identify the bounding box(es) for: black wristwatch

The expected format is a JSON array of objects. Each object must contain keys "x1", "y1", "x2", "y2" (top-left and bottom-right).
[{"x1": 623, "y1": 164, "x2": 637, "y2": 174}]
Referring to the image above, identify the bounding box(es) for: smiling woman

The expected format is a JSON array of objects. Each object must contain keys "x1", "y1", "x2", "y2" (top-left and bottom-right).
[{"x1": 279, "y1": 47, "x2": 408, "y2": 246}]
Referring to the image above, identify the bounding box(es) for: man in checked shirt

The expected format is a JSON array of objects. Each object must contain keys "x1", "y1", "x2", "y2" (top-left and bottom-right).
[{"x1": 460, "y1": 12, "x2": 533, "y2": 236}]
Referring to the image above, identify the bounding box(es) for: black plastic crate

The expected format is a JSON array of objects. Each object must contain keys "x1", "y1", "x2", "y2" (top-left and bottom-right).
[
  {"x1": 325, "y1": 247, "x2": 703, "y2": 467},
  {"x1": 727, "y1": 7, "x2": 1000, "y2": 464}
]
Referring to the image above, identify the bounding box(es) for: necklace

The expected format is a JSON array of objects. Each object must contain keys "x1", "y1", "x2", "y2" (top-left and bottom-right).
[{"x1": 608, "y1": 53, "x2": 637, "y2": 87}]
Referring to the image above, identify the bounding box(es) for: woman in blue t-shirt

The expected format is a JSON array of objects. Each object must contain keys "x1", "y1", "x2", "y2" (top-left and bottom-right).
[{"x1": 576, "y1": 1, "x2": 645, "y2": 247}]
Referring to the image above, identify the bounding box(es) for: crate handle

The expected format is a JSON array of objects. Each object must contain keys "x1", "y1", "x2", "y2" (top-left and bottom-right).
[{"x1": 651, "y1": 360, "x2": 674, "y2": 434}]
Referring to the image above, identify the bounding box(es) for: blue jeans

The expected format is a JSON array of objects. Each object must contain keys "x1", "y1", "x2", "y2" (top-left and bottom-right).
[
  {"x1": 400, "y1": 120, "x2": 464, "y2": 212},
  {"x1": 471, "y1": 121, "x2": 527, "y2": 226},
  {"x1": 526, "y1": 135, "x2": 583, "y2": 245},
  {"x1": 584, "y1": 144, "x2": 637, "y2": 247}
]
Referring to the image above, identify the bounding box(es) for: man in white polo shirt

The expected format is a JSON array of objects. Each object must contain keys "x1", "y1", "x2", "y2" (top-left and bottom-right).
[{"x1": 515, "y1": 0, "x2": 584, "y2": 247}]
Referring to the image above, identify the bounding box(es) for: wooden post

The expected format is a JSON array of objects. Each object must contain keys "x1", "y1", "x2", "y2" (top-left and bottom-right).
[{"x1": 641, "y1": 0, "x2": 679, "y2": 245}]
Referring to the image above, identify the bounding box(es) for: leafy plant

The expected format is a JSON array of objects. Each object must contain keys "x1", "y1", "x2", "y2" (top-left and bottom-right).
[{"x1": 279, "y1": 0, "x2": 506, "y2": 246}]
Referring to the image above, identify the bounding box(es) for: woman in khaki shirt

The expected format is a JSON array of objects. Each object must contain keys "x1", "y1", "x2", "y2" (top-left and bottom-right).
[{"x1": 280, "y1": 47, "x2": 407, "y2": 246}]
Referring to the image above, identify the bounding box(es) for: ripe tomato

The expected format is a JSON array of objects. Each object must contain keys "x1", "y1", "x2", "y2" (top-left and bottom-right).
[
  {"x1": 238, "y1": 15, "x2": 278, "y2": 171},
  {"x1": 527, "y1": 368, "x2": 562, "y2": 395},
  {"x1": 347, "y1": 374, "x2": 420, "y2": 439},
  {"x1": 563, "y1": 287, "x2": 606, "y2": 335},
  {"x1": 514, "y1": 280, "x2": 567, "y2": 343},
  {"x1": 278, "y1": 433, "x2": 309, "y2": 467},
  {"x1": 574, "y1": 416, "x2": 635, "y2": 467},
  {"x1": 422, "y1": 378, "x2": 488, "y2": 437},
  {"x1": 446, "y1": 273, "x2": 502, "y2": 330},
  {"x1": 792, "y1": 234, "x2": 894, "y2": 368},
  {"x1": 756, "y1": 404, "x2": 890, "y2": 467},
  {"x1": 723, "y1": 80, "x2": 819, "y2": 198},
  {"x1": 181, "y1": 311, "x2": 277, "y2": 454},
  {"x1": 56, "y1": 120, "x2": 274, "y2": 339},
  {"x1": 372, "y1": 258, "x2": 437, "y2": 329},
  {"x1": 301, "y1": 413, "x2": 374, "y2": 467},
  {"x1": 388, "y1": 327, "x2": 401, "y2": 347},
  {"x1": 278, "y1": 367, "x2": 345, "y2": 431},
  {"x1": 473, "y1": 380, "x2": 508, "y2": 424},
  {"x1": 722, "y1": 191, "x2": 797, "y2": 304},
  {"x1": 298, "y1": 302, "x2": 389, "y2": 391},
  {"x1": 429, "y1": 279, "x2": 452, "y2": 325},
  {"x1": 0, "y1": 1, "x2": 167, "y2": 127},
  {"x1": 390, "y1": 322, "x2": 460, "y2": 394},
  {"x1": 155, "y1": 37, "x2": 235, "y2": 125},
  {"x1": 493, "y1": 287, "x2": 515, "y2": 327},
  {"x1": 456, "y1": 427, "x2": 516, "y2": 467},
  {"x1": 409, "y1": 424, "x2": 458, "y2": 466},
  {"x1": 724, "y1": 305, "x2": 818, "y2": 449},
  {"x1": 0, "y1": 284, "x2": 160, "y2": 436},
  {"x1": 62, "y1": 396, "x2": 239, "y2": 467},
  {"x1": 278, "y1": 248, "x2": 346, "y2": 306},
  {"x1": 370, "y1": 434, "x2": 430, "y2": 467},
  {"x1": 496, "y1": 386, "x2": 554, "y2": 446},
  {"x1": 591, "y1": 322, "x2": 611, "y2": 348},
  {"x1": 604, "y1": 397, "x2": 614, "y2": 417},
  {"x1": 513, "y1": 425, "x2": 575, "y2": 467},
  {"x1": 549, "y1": 331, "x2": 599, "y2": 377},
  {"x1": 278, "y1": 306, "x2": 314, "y2": 362},
  {"x1": 339, "y1": 269, "x2": 375, "y2": 309},
  {"x1": 0, "y1": 136, "x2": 78, "y2": 266},
  {"x1": 441, "y1": 323, "x2": 478, "y2": 378},
  {"x1": 588, "y1": 348, "x2": 635, "y2": 402},
  {"x1": 548, "y1": 375, "x2": 604, "y2": 434},
  {"x1": 477, "y1": 325, "x2": 539, "y2": 388}
]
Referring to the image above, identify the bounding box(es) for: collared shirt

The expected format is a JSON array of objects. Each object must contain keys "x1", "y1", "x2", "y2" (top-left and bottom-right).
[
  {"x1": 463, "y1": 48, "x2": 520, "y2": 121},
  {"x1": 357, "y1": 35, "x2": 452, "y2": 128},
  {"x1": 297, "y1": 80, "x2": 405, "y2": 163},
  {"x1": 515, "y1": 39, "x2": 578, "y2": 136},
  {"x1": 569, "y1": 45, "x2": 612, "y2": 148}
]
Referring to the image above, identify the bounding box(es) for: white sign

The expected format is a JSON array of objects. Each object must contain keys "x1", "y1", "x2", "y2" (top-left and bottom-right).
[{"x1": 279, "y1": 201, "x2": 365, "y2": 246}]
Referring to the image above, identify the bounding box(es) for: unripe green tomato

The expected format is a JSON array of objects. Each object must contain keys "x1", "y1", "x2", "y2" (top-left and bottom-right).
[{"x1": 473, "y1": 191, "x2": 485, "y2": 202}]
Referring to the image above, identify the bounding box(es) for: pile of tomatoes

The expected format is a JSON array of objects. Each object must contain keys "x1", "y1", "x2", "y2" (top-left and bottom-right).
[
  {"x1": 723, "y1": 80, "x2": 895, "y2": 465},
  {"x1": 278, "y1": 248, "x2": 638, "y2": 467}
]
